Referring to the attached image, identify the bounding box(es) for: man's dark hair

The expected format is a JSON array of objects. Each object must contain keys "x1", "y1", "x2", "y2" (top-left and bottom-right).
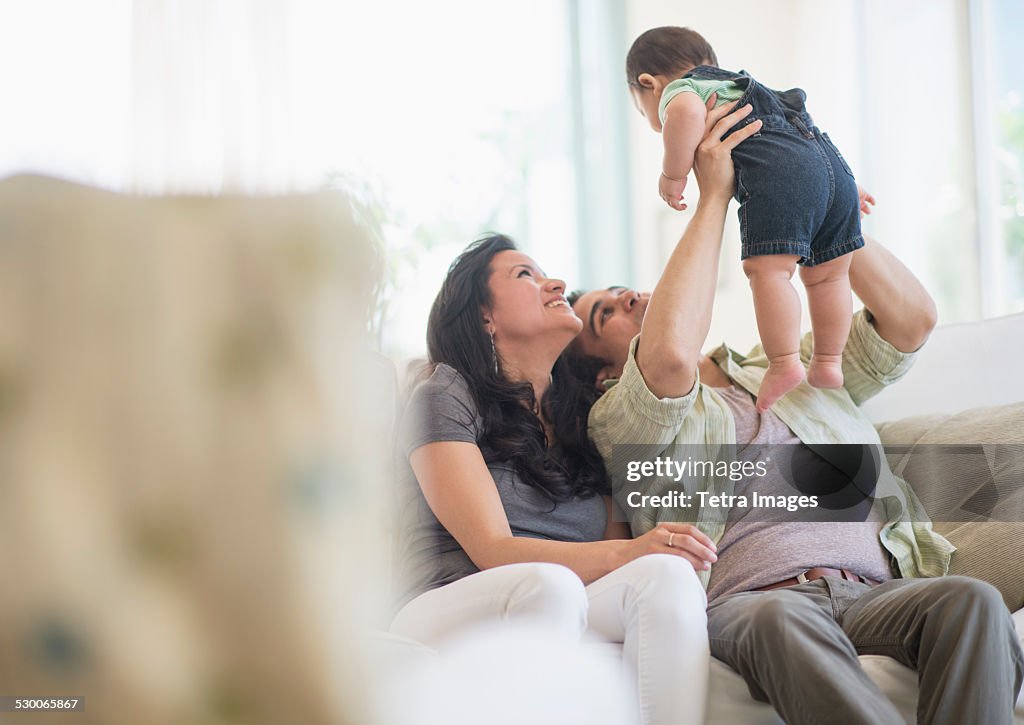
[
  {"x1": 563, "y1": 288, "x2": 611, "y2": 395},
  {"x1": 625, "y1": 26, "x2": 719, "y2": 88}
]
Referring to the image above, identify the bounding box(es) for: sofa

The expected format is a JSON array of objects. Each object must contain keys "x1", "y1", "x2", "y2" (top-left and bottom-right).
[{"x1": 376, "y1": 311, "x2": 1024, "y2": 724}]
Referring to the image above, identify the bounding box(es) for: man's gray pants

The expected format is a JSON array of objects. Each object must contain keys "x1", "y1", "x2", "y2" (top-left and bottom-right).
[{"x1": 708, "y1": 575, "x2": 1024, "y2": 724}]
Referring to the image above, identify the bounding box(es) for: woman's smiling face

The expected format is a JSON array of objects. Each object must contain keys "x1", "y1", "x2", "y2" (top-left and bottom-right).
[{"x1": 484, "y1": 250, "x2": 582, "y2": 345}]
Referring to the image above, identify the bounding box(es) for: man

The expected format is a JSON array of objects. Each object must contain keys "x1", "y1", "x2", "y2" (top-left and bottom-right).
[{"x1": 566, "y1": 106, "x2": 1024, "y2": 723}]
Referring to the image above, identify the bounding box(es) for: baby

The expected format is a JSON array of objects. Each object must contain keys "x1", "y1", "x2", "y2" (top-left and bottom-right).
[{"x1": 626, "y1": 26, "x2": 874, "y2": 410}]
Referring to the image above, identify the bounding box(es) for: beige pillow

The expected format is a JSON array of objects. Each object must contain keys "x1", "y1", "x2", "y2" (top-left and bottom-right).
[{"x1": 876, "y1": 403, "x2": 1024, "y2": 610}]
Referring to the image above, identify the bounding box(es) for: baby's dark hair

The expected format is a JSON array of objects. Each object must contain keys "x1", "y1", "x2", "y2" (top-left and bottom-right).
[{"x1": 625, "y1": 27, "x2": 719, "y2": 88}]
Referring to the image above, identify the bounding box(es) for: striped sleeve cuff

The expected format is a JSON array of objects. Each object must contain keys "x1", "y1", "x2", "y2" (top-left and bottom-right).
[
  {"x1": 839, "y1": 307, "x2": 921, "y2": 405},
  {"x1": 846, "y1": 308, "x2": 918, "y2": 385}
]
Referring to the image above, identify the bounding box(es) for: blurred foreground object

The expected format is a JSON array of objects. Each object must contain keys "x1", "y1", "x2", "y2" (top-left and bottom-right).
[
  {"x1": 0, "y1": 175, "x2": 388, "y2": 724},
  {"x1": 373, "y1": 625, "x2": 638, "y2": 725}
]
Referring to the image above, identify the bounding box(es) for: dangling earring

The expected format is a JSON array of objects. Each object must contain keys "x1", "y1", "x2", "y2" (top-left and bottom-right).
[{"x1": 490, "y1": 331, "x2": 499, "y2": 375}]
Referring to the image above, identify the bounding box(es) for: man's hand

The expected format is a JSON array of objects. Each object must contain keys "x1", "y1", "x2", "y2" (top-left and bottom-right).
[
  {"x1": 858, "y1": 185, "x2": 876, "y2": 217},
  {"x1": 660, "y1": 172, "x2": 688, "y2": 211},
  {"x1": 692, "y1": 102, "x2": 760, "y2": 200}
]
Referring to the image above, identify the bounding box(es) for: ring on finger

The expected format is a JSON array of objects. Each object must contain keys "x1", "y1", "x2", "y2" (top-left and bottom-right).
[{"x1": 668, "y1": 532, "x2": 675, "y2": 548}]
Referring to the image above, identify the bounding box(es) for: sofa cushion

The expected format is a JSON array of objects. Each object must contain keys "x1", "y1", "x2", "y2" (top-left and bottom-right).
[
  {"x1": 875, "y1": 402, "x2": 1024, "y2": 448},
  {"x1": 877, "y1": 403, "x2": 1024, "y2": 610}
]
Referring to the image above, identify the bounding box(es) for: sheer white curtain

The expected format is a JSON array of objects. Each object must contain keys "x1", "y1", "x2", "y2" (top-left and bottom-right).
[
  {"x1": 1, "y1": 0, "x2": 582, "y2": 358},
  {"x1": 130, "y1": 0, "x2": 291, "y2": 194},
  {"x1": 0, "y1": 0, "x2": 132, "y2": 189},
  {"x1": 0, "y1": 0, "x2": 292, "y2": 194},
  {"x1": 860, "y1": 0, "x2": 979, "y2": 322}
]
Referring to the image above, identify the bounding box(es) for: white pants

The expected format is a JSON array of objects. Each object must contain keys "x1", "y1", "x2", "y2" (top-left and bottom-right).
[{"x1": 390, "y1": 555, "x2": 710, "y2": 725}]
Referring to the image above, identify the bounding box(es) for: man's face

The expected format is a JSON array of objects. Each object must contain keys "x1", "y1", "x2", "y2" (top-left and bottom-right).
[{"x1": 570, "y1": 286, "x2": 650, "y2": 387}]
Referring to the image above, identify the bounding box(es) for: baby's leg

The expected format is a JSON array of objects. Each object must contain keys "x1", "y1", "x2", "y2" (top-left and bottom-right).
[
  {"x1": 743, "y1": 254, "x2": 805, "y2": 411},
  {"x1": 799, "y1": 253, "x2": 853, "y2": 389}
]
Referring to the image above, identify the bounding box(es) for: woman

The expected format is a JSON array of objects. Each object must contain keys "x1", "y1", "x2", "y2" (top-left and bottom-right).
[{"x1": 390, "y1": 101, "x2": 759, "y2": 725}]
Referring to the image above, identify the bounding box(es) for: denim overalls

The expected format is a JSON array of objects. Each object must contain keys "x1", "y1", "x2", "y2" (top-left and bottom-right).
[{"x1": 685, "y1": 65, "x2": 863, "y2": 266}]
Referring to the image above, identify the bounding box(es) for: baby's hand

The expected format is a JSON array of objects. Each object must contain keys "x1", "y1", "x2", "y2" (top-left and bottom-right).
[
  {"x1": 858, "y1": 185, "x2": 876, "y2": 217},
  {"x1": 660, "y1": 172, "x2": 688, "y2": 211}
]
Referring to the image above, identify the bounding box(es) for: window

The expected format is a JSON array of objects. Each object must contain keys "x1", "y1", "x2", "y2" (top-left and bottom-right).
[
  {"x1": 971, "y1": 0, "x2": 1024, "y2": 315},
  {"x1": 289, "y1": 0, "x2": 583, "y2": 357}
]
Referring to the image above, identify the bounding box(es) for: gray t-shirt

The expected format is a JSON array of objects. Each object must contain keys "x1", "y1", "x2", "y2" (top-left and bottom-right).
[
  {"x1": 393, "y1": 364, "x2": 607, "y2": 607},
  {"x1": 706, "y1": 384, "x2": 894, "y2": 602}
]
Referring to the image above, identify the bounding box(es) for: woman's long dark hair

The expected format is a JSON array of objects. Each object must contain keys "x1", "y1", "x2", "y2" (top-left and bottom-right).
[{"x1": 426, "y1": 234, "x2": 608, "y2": 502}]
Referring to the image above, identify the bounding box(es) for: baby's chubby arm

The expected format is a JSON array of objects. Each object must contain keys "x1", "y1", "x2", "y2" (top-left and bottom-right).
[{"x1": 659, "y1": 91, "x2": 710, "y2": 211}]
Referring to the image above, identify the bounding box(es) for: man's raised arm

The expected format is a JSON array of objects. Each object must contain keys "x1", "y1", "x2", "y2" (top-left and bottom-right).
[
  {"x1": 848, "y1": 236, "x2": 938, "y2": 353},
  {"x1": 635, "y1": 103, "x2": 762, "y2": 398}
]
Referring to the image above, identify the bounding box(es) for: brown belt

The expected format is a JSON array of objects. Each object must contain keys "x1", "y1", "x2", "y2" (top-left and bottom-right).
[{"x1": 755, "y1": 567, "x2": 881, "y2": 592}]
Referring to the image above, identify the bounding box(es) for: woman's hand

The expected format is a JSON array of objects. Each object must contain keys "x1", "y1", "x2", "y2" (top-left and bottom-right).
[
  {"x1": 612, "y1": 523, "x2": 719, "y2": 572},
  {"x1": 692, "y1": 101, "x2": 761, "y2": 201}
]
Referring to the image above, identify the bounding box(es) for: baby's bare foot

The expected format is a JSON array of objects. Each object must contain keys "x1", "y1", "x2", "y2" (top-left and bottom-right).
[
  {"x1": 756, "y1": 353, "x2": 805, "y2": 411},
  {"x1": 807, "y1": 354, "x2": 844, "y2": 389}
]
